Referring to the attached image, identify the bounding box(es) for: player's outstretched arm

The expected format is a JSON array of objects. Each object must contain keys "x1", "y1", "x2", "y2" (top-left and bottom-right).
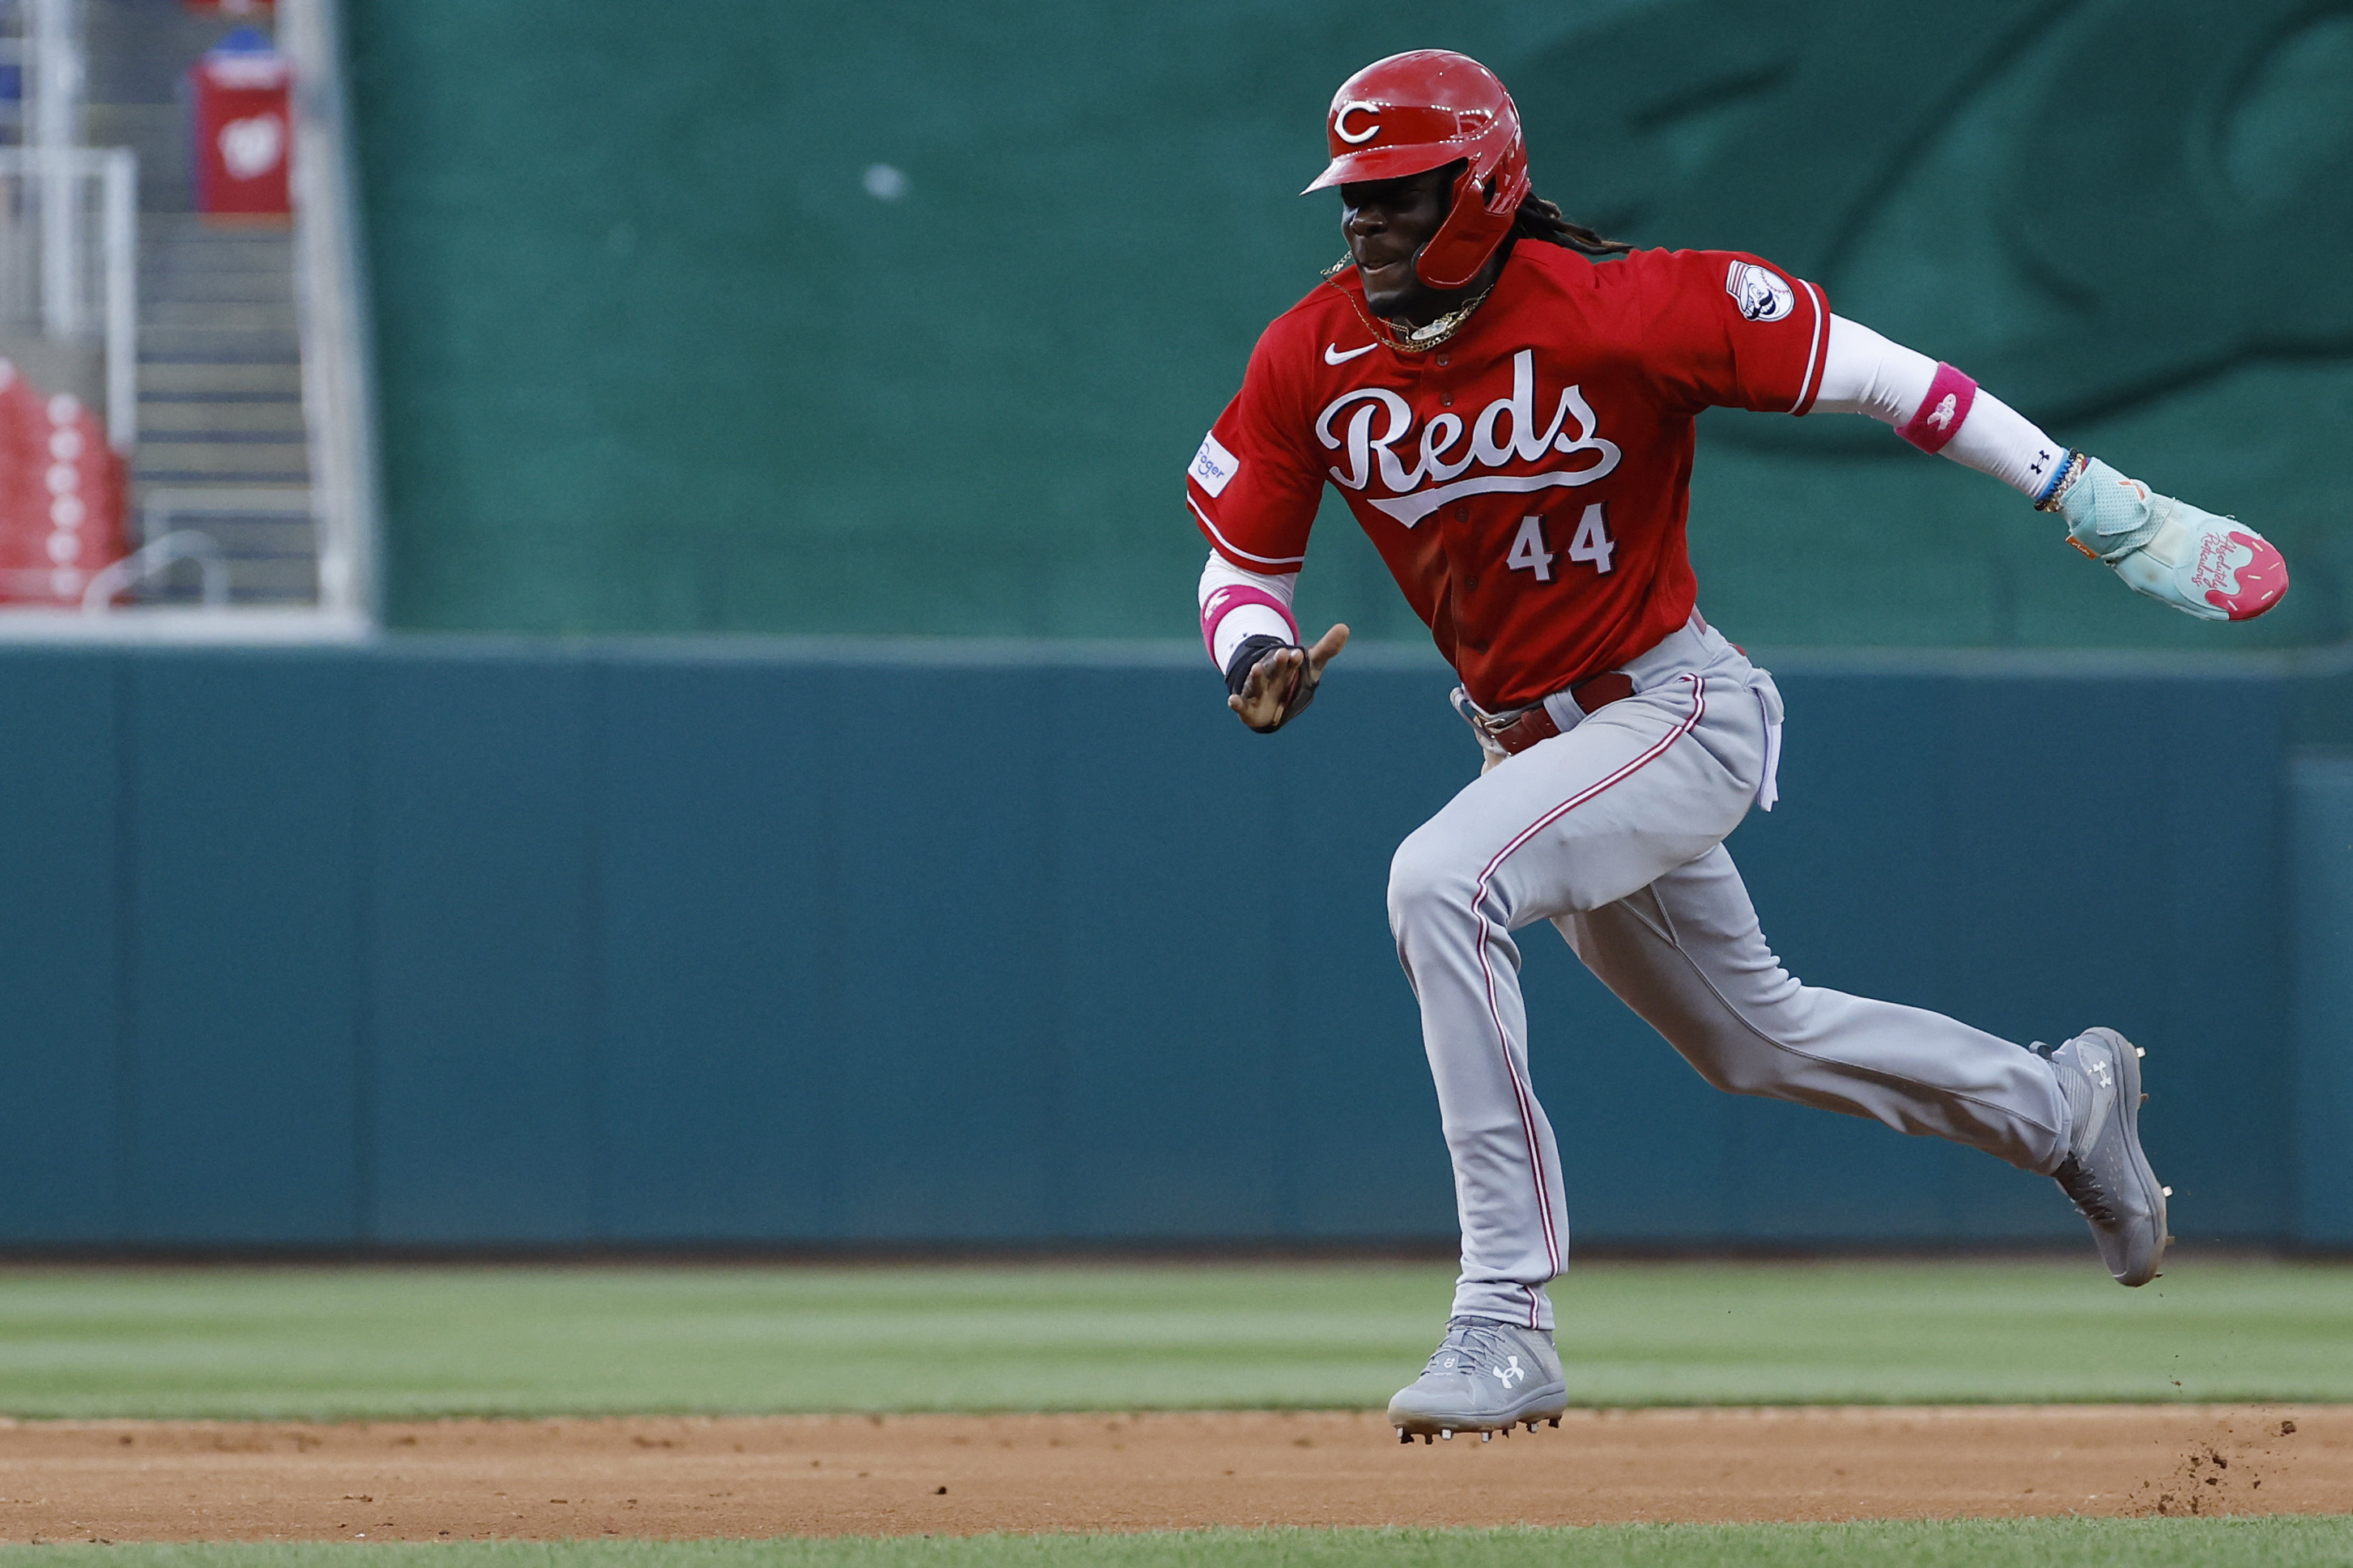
[
  {"x1": 1227, "y1": 623, "x2": 1350, "y2": 733},
  {"x1": 1815, "y1": 317, "x2": 2289, "y2": 623}
]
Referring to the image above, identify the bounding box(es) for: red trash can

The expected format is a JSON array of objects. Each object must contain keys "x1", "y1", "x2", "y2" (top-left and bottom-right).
[{"x1": 190, "y1": 26, "x2": 291, "y2": 219}]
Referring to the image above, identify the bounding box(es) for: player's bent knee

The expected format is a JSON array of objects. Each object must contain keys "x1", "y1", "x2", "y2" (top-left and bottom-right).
[
  {"x1": 1633, "y1": 1001, "x2": 1810, "y2": 1098},
  {"x1": 1694, "y1": 1056, "x2": 1782, "y2": 1097},
  {"x1": 1386, "y1": 830, "x2": 1485, "y2": 937},
  {"x1": 1674, "y1": 1028, "x2": 1813, "y2": 1099}
]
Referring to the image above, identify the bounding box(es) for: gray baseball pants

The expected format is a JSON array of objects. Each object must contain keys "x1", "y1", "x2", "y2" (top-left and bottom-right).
[{"x1": 1389, "y1": 617, "x2": 2072, "y2": 1330}]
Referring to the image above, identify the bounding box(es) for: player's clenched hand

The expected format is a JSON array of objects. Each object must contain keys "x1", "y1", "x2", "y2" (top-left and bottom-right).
[{"x1": 1227, "y1": 623, "x2": 1349, "y2": 733}]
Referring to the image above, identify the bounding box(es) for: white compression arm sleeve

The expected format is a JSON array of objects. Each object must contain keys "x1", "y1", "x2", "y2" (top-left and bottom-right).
[
  {"x1": 1814, "y1": 315, "x2": 2070, "y2": 500},
  {"x1": 1810, "y1": 316, "x2": 1934, "y2": 423},
  {"x1": 1198, "y1": 552, "x2": 1300, "y2": 671}
]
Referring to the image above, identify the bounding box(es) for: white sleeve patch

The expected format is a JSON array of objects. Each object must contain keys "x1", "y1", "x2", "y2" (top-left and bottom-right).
[
  {"x1": 1725, "y1": 261, "x2": 1793, "y2": 323},
  {"x1": 1189, "y1": 430, "x2": 1240, "y2": 497}
]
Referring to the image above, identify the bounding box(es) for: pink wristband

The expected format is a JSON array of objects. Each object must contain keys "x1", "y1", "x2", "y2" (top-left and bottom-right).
[
  {"x1": 1200, "y1": 584, "x2": 1300, "y2": 661},
  {"x1": 1899, "y1": 363, "x2": 1978, "y2": 454}
]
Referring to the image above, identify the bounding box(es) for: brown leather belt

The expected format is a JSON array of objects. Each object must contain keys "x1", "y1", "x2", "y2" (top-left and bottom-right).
[{"x1": 1481, "y1": 670, "x2": 1638, "y2": 755}]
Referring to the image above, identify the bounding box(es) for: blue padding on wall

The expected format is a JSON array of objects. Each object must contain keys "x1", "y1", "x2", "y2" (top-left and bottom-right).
[
  {"x1": 596, "y1": 658, "x2": 842, "y2": 1242},
  {"x1": 365, "y1": 646, "x2": 598, "y2": 1243},
  {"x1": 122, "y1": 652, "x2": 364, "y2": 1243},
  {"x1": 2293, "y1": 753, "x2": 2353, "y2": 1247},
  {"x1": 1277, "y1": 670, "x2": 1468, "y2": 1240},
  {"x1": 0, "y1": 641, "x2": 2314, "y2": 1248},
  {"x1": 835, "y1": 666, "x2": 1062, "y2": 1239},
  {"x1": 1056, "y1": 670, "x2": 1287, "y2": 1239},
  {"x1": 0, "y1": 654, "x2": 122, "y2": 1241}
]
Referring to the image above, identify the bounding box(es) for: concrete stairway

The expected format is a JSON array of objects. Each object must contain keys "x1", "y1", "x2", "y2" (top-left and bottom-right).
[
  {"x1": 130, "y1": 212, "x2": 314, "y2": 604},
  {"x1": 80, "y1": 0, "x2": 320, "y2": 607}
]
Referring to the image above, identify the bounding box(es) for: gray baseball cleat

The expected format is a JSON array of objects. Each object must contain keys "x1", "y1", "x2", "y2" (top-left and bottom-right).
[
  {"x1": 2047, "y1": 1027, "x2": 2172, "y2": 1286},
  {"x1": 1388, "y1": 1317, "x2": 1568, "y2": 1440}
]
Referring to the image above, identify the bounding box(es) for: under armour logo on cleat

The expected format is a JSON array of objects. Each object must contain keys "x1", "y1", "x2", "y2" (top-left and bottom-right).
[
  {"x1": 2092, "y1": 1060, "x2": 2113, "y2": 1088},
  {"x1": 1494, "y1": 1355, "x2": 1526, "y2": 1387}
]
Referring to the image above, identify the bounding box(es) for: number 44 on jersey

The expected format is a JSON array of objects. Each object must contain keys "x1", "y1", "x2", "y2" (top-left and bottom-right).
[{"x1": 1508, "y1": 504, "x2": 1615, "y2": 583}]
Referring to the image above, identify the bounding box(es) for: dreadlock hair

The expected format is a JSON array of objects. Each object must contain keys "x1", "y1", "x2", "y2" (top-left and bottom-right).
[{"x1": 1510, "y1": 193, "x2": 1633, "y2": 257}]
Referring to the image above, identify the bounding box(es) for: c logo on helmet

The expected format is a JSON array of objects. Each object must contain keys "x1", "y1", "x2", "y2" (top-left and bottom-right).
[{"x1": 1334, "y1": 101, "x2": 1382, "y2": 144}]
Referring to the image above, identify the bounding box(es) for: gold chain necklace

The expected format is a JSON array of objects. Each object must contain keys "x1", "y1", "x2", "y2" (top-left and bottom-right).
[{"x1": 1323, "y1": 257, "x2": 1492, "y2": 355}]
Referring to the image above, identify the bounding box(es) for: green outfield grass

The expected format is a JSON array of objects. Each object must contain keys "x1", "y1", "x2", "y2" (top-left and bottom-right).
[
  {"x1": 4, "y1": 1520, "x2": 2353, "y2": 1566},
  {"x1": 0, "y1": 1256, "x2": 2345, "y2": 1421}
]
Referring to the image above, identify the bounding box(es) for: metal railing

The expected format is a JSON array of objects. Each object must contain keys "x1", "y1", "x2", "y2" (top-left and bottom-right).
[
  {"x1": 283, "y1": 0, "x2": 378, "y2": 622},
  {"x1": 0, "y1": 143, "x2": 135, "y2": 450},
  {"x1": 80, "y1": 529, "x2": 225, "y2": 612},
  {"x1": 79, "y1": 487, "x2": 317, "y2": 610}
]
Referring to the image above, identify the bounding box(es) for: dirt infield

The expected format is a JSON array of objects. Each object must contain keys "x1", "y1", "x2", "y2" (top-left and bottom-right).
[{"x1": 0, "y1": 1407, "x2": 2339, "y2": 1541}]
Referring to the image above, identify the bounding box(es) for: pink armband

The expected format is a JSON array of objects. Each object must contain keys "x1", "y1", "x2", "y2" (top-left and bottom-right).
[
  {"x1": 1199, "y1": 583, "x2": 1299, "y2": 661},
  {"x1": 1899, "y1": 363, "x2": 1977, "y2": 454}
]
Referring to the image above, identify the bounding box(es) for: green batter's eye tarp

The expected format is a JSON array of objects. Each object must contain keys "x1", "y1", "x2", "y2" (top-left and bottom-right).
[{"x1": 344, "y1": 0, "x2": 2353, "y2": 648}]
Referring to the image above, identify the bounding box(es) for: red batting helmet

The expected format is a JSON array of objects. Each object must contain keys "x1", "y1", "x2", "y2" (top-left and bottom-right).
[{"x1": 1303, "y1": 50, "x2": 1531, "y2": 291}]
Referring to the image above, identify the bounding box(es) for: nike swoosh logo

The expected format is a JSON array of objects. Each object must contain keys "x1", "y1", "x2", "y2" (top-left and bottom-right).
[{"x1": 1324, "y1": 342, "x2": 1376, "y2": 364}]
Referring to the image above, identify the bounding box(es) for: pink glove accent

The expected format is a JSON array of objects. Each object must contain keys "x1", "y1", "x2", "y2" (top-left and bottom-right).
[
  {"x1": 2202, "y1": 530, "x2": 2291, "y2": 621},
  {"x1": 1199, "y1": 584, "x2": 1300, "y2": 660},
  {"x1": 1899, "y1": 363, "x2": 1978, "y2": 455}
]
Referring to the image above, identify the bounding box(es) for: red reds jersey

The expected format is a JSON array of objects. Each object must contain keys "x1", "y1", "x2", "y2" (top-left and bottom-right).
[{"x1": 1187, "y1": 244, "x2": 1829, "y2": 710}]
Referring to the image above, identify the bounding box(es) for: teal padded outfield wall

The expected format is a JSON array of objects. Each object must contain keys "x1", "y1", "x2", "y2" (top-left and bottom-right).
[
  {"x1": 340, "y1": 0, "x2": 2353, "y2": 645},
  {"x1": 0, "y1": 640, "x2": 2345, "y2": 1250}
]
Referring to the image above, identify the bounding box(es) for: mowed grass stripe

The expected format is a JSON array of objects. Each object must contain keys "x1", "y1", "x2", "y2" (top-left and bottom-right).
[
  {"x1": 0, "y1": 1258, "x2": 2347, "y2": 1421},
  {"x1": 5, "y1": 1520, "x2": 2353, "y2": 1566}
]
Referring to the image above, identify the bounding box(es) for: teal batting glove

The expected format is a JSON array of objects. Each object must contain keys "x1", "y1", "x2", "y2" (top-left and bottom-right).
[{"x1": 2050, "y1": 457, "x2": 2288, "y2": 623}]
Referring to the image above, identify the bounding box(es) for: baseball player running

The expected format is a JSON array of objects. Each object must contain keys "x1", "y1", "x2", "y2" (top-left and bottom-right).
[{"x1": 1186, "y1": 50, "x2": 2290, "y2": 1444}]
